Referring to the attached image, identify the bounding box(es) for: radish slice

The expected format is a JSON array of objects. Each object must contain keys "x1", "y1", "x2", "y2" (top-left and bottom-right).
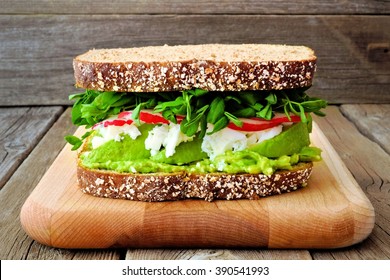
[{"x1": 227, "y1": 114, "x2": 301, "y2": 131}]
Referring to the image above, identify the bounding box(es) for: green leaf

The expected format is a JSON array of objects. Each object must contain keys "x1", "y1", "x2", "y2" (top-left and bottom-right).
[
  {"x1": 81, "y1": 131, "x2": 93, "y2": 140},
  {"x1": 238, "y1": 92, "x2": 259, "y2": 105},
  {"x1": 69, "y1": 92, "x2": 85, "y2": 100},
  {"x1": 111, "y1": 107, "x2": 121, "y2": 115},
  {"x1": 232, "y1": 107, "x2": 256, "y2": 118},
  {"x1": 298, "y1": 103, "x2": 307, "y2": 122},
  {"x1": 154, "y1": 97, "x2": 184, "y2": 112},
  {"x1": 251, "y1": 103, "x2": 264, "y2": 111},
  {"x1": 187, "y1": 88, "x2": 208, "y2": 96},
  {"x1": 103, "y1": 91, "x2": 121, "y2": 104},
  {"x1": 207, "y1": 97, "x2": 225, "y2": 124},
  {"x1": 208, "y1": 116, "x2": 229, "y2": 134},
  {"x1": 257, "y1": 105, "x2": 273, "y2": 120},
  {"x1": 158, "y1": 92, "x2": 177, "y2": 100},
  {"x1": 313, "y1": 110, "x2": 326, "y2": 117},
  {"x1": 180, "y1": 105, "x2": 209, "y2": 137},
  {"x1": 283, "y1": 103, "x2": 292, "y2": 121},
  {"x1": 71, "y1": 103, "x2": 83, "y2": 125},
  {"x1": 64, "y1": 130, "x2": 93, "y2": 151},
  {"x1": 162, "y1": 109, "x2": 177, "y2": 123},
  {"x1": 172, "y1": 104, "x2": 187, "y2": 115},
  {"x1": 224, "y1": 95, "x2": 242, "y2": 104},
  {"x1": 225, "y1": 112, "x2": 242, "y2": 127},
  {"x1": 64, "y1": 135, "x2": 81, "y2": 145},
  {"x1": 288, "y1": 101, "x2": 300, "y2": 116},
  {"x1": 299, "y1": 146, "x2": 322, "y2": 162},
  {"x1": 198, "y1": 115, "x2": 208, "y2": 139},
  {"x1": 67, "y1": 87, "x2": 328, "y2": 140},
  {"x1": 255, "y1": 93, "x2": 277, "y2": 120},
  {"x1": 182, "y1": 91, "x2": 193, "y2": 121},
  {"x1": 180, "y1": 118, "x2": 199, "y2": 137},
  {"x1": 196, "y1": 104, "x2": 209, "y2": 116},
  {"x1": 111, "y1": 95, "x2": 134, "y2": 107},
  {"x1": 132, "y1": 103, "x2": 143, "y2": 124},
  {"x1": 80, "y1": 105, "x2": 108, "y2": 127},
  {"x1": 71, "y1": 142, "x2": 82, "y2": 151},
  {"x1": 64, "y1": 135, "x2": 83, "y2": 151},
  {"x1": 265, "y1": 93, "x2": 277, "y2": 104}
]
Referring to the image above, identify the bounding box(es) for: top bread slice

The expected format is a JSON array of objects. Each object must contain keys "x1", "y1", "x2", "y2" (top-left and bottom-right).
[{"x1": 73, "y1": 44, "x2": 317, "y2": 93}]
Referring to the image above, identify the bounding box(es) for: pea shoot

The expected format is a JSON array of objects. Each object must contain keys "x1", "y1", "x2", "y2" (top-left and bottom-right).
[{"x1": 65, "y1": 88, "x2": 327, "y2": 150}]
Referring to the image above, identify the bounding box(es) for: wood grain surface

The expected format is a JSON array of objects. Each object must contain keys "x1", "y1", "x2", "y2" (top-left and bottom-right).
[
  {"x1": 2, "y1": 0, "x2": 389, "y2": 14},
  {"x1": 0, "y1": 15, "x2": 389, "y2": 106},
  {"x1": 0, "y1": 108, "x2": 121, "y2": 260},
  {"x1": 0, "y1": 107, "x2": 63, "y2": 190},
  {"x1": 125, "y1": 249, "x2": 312, "y2": 260},
  {"x1": 340, "y1": 104, "x2": 390, "y2": 155},
  {"x1": 19, "y1": 122, "x2": 374, "y2": 249},
  {"x1": 1, "y1": 105, "x2": 388, "y2": 259},
  {"x1": 312, "y1": 107, "x2": 390, "y2": 259}
]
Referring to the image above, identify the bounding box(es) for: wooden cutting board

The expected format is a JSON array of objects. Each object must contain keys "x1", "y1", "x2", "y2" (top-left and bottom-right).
[{"x1": 20, "y1": 123, "x2": 375, "y2": 249}]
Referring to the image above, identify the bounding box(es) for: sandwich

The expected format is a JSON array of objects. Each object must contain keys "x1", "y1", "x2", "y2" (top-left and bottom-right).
[{"x1": 66, "y1": 44, "x2": 327, "y2": 202}]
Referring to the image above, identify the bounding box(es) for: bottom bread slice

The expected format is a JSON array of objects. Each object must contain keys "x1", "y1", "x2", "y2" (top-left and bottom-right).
[{"x1": 77, "y1": 162, "x2": 313, "y2": 202}]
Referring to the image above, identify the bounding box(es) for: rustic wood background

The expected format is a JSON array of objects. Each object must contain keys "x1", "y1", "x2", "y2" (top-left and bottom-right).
[{"x1": 0, "y1": 0, "x2": 389, "y2": 105}]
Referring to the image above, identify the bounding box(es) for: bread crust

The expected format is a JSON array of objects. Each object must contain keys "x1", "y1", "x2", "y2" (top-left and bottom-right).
[
  {"x1": 73, "y1": 45, "x2": 316, "y2": 93},
  {"x1": 77, "y1": 162, "x2": 313, "y2": 202}
]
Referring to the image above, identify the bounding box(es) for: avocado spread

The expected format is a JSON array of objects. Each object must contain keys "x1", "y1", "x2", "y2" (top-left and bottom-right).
[{"x1": 80, "y1": 122, "x2": 321, "y2": 175}]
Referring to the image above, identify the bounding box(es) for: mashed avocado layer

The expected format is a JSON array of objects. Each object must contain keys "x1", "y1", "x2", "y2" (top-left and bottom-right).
[{"x1": 80, "y1": 122, "x2": 321, "y2": 175}]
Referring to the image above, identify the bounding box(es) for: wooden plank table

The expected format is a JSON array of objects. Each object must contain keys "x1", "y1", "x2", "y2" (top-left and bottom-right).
[{"x1": 1, "y1": 105, "x2": 389, "y2": 260}]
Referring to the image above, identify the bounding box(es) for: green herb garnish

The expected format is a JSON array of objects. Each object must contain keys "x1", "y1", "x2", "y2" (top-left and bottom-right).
[
  {"x1": 65, "y1": 131, "x2": 93, "y2": 151},
  {"x1": 65, "y1": 88, "x2": 327, "y2": 149}
]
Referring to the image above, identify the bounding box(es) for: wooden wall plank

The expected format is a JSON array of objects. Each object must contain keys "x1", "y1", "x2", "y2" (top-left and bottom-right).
[
  {"x1": 1, "y1": 0, "x2": 389, "y2": 15},
  {"x1": 0, "y1": 107, "x2": 63, "y2": 190},
  {"x1": 0, "y1": 15, "x2": 389, "y2": 106},
  {"x1": 0, "y1": 108, "x2": 122, "y2": 260},
  {"x1": 311, "y1": 106, "x2": 390, "y2": 259}
]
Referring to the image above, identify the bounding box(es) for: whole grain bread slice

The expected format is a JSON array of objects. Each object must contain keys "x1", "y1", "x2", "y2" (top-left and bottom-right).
[
  {"x1": 73, "y1": 44, "x2": 316, "y2": 93},
  {"x1": 77, "y1": 162, "x2": 313, "y2": 202}
]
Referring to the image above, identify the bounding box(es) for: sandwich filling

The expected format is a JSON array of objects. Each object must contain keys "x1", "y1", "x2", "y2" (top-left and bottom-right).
[{"x1": 66, "y1": 88, "x2": 327, "y2": 175}]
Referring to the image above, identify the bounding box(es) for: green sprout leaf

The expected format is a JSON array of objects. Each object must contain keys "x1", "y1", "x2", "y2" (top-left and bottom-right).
[
  {"x1": 64, "y1": 131, "x2": 93, "y2": 151},
  {"x1": 68, "y1": 87, "x2": 327, "y2": 141},
  {"x1": 207, "y1": 97, "x2": 225, "y2": 124}
]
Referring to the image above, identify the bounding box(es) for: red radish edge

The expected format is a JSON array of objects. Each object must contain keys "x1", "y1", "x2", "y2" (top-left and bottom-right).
[{"x1": 94, "y1": 111, "x2": 301, "y2": 132}]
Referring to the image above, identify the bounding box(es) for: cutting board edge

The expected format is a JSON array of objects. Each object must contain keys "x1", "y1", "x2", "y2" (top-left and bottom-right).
[
  {"x1": 311, "y1": 122, "x2": 375, "y2": 247},
  {"x1": 20, "y1": 181, "x2": 375, "y2": 250},
  {"x1": 20, "y1": 123, "x2": 375, "y2": 249},
  {"x1": 20, "y1": 194, "x2": 54, "y2": 247}
]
